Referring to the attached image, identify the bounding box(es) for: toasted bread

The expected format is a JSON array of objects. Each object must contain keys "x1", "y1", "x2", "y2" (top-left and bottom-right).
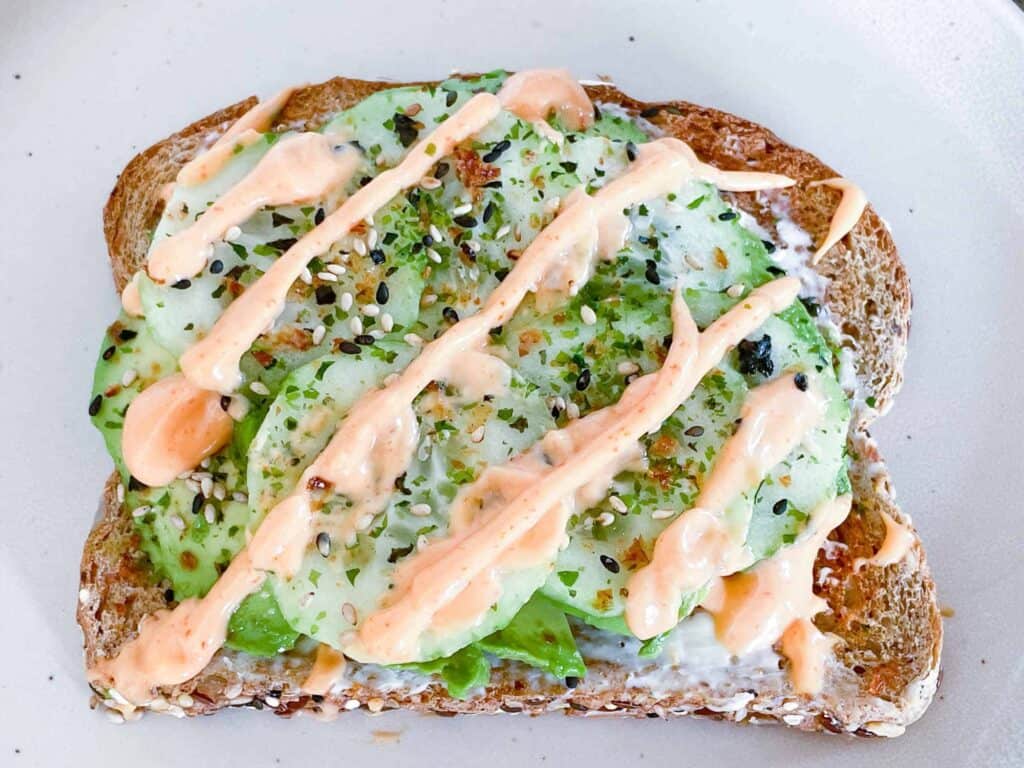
[{"x1": 79, "y1": 75, "x2": 940, "y2": 735}]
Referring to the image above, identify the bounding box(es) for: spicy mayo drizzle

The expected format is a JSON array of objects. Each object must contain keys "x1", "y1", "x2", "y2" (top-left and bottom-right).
[
  {"x1": 854, "y1": 509, "x2": 913, "y2": 571},
  {"x1": 809, "y1": 177, "x2": 867, "y2": 264},
  {"x1": 497, "y1": 69, "x2": 595, "y2": 131},
  {"x1": 625, "y1": 372, "x2": 828, "y2": 640}
]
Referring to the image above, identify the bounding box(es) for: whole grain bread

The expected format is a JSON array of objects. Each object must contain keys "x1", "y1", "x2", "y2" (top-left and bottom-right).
[{"x1": 79, "y1": 75, "x2": 940, "y2": 735}]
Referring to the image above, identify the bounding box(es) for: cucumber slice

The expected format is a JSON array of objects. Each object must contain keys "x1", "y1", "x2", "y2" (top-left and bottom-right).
[{"x1": 89, "y1": 313, "x2": 178, "y2": 479}]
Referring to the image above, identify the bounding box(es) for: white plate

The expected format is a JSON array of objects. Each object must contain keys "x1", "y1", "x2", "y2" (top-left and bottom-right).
[{"x1": 1, "y1": 0, "x2": 1021, "y2": 765}]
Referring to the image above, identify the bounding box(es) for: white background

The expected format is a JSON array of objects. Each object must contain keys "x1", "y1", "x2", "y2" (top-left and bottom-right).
[{"x1": 0, "y1": 1, "x2": 1021, "y2": 765}]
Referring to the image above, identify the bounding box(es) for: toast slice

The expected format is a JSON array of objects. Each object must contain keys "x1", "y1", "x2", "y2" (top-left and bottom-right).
[{"x1": 79, "y1": 74, "x2": 940, "y2": 735}]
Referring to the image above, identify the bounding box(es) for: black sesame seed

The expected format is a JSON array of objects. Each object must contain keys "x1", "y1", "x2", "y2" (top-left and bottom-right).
[
  {"x1": 421, "y1": 234, "x2": 434, "y2": 247},
  {"x1": 354, "y1": 334, "x2": 375, "y2": 345},
  {"x1": 772, "y1": 499, "x2": 789, "y2": 516},
  {"x1": 442, "y1": 306, "x2": 459, "y2": 323},
  {"x1": 575, "y1": 368, "x2": 592, "y2": 391},
  {"x1": 565, "y1": 676, "x2": 580, "y2": 689},
  {"x1": 433, "y1": 161, "x2": 450, "y2": 179},
  {"x1": 453, "y1": 214, "x2": 477, "y2": 228},
  {"x1": 315, "y1": 285, "x2": 336, "y2": 305},
  {"x1": 369, "y1": 248, "x2": 386, "y2": 265},
  {"x1": 481, "y1": 139, "x2": 511, "y2": 163},
  {"x1": 600, "y1": 555, "x2": 620, "y2": 574},
  {"x1": 311, "y1": 694, "x2": 325, "y2": 704},
  {"x1": 375, "y1": 281, "x2": 390, "y2": 305},
  {"x1": 737, "y1": 334, "x2": 774, "y2": 377},
  {"x1": 482, "y1": 201, "x2": 496, "y2": 223},
  {"x1": 644, "y1": 259, "x2": 661, "y2": 285},
  {"x1": 171, "y1": 279, "x2": 191, "y2": 289},
  {"x1": 316, "y1": 532, "x2": 331, "y2": 557},
  {"x1": 314, "y1": 208, "x2": 326, "y2": 225},
  {"x1": 444, "y1": 89, "x2": 457, "y2": 107},
  {"x1": 482, "y1": 180, "x2": 503, "y2": 188},
  {"x1": 88, "y1": 394, "x2": 102, "y2": 416},
  {"x1": 684, "y1": 425, "x2": 705, "y2": 437},
  {"x1": 625, "y1": 141, "x2": 638, "y2": 161},
  {"x1": 718, "y1": 210, "x2": 738, "y2": 221},
  {"x1": 339, "y1": 340, "x2": 361, "y2": 355},
  {"x1": 102, "y1": 345, "x2": 115, "y2": 360},
  {"x1": 639, "y1": 106, "x2": 661, "y2": 118},
  {"x1": 761, "y1": 239, "x2": 777, "y2": 253},
  {"x1": 220, "y1": 395, "x2": 231, "y2": 411},
  {"x1": 118, "y1": 329, "x2": 138, "y2": 341},
  {"x1": 794, "y1": 372, "x2": 809, "y2": 391},
  {"x1": 209, "y1": 259, "x2": 224, "y2": 274},
  {"x1": 191, "y1": 494, "x2": 204, "y2": 515},
  {"x1": 393, "y1": 113, "x2": 419, "y2": 148},
  {"x1": 164, "y1": 588, "x2": 175, "y2": 602}
]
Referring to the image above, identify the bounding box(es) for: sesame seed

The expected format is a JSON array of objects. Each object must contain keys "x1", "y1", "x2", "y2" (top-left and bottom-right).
[
  {"x1": 177, "y1": 693, "x2": 194, "y2": 708},
  {"x1": 362, "y1": 304, "x2": 380, "y2": 317},
  {"x1": 367, "y1": 698, "x2": 384, "y2": 713},
  {"x1": 404, "y1": 333, "x2": 423, "y2": 346},
  {"x1": 452, "y1": 202, "x2": 472, "y2": 216},
  {"x1": 78, "y1": 588, "x2": 91, "y2": 604},
  {"x1": 617, "y1": 361, "x2": 639, "y2": 375},
  {"x1": 566, "y1": 402, "x2": 580, "y2": 420},
  {"x1": 495, "y1": 224, "x2": 511, "y2": 239},
  {"x1": 684, "y1": 425, "x2": 705, "y2": 437},
  {"x1": 249, "y1": 381, "x2": 270, "y2": 396},
  {"x1": 684, "y1": 253, "x2": 703, "y2": 271},
  {"x1": 376, "y1": 282, "x2": 390, "y2": 304},
  {"x1": 204, "y1": 504, "x2": 216, "y2": 524},
  {"x1": 317, "y1": 271, "x2": 338, "y2": 282},
  {"x1": 353, "y1": 238, "x2": 367, "y2": 256},
  {"x1": 410, "y1": 503, "x2": 432, "y2": 517},
  {"x1": 652, "y1": 509, "x2": 674, "y2": 520},
  {"x1": 312, "y1": 325, "x2": 326, "y2": 345},
  {"x1": 580, "y1": 305, "x2": 597, "y2": 325},
  {"x1": 224, "y1": 683, "x2": 244, "y2": 699},
  {"x1": 326, "y1": 263, "x2": 346, "y2": 275},
  {"x1": 429, "y1": 224, "x2": 443, "y2": 241},
  {"x1": 380, "y1": 313, "x2": 394, "y2": 332},
  {"x1": 340, "y1": 292, "x2": 354, "y2": 311},
  {"x1": 200, "y1": 457, "x2": 210, "y2": 469},
  {"x1": 600, "y1": 554, "x2": 621, "y2": 573},
  {"x1": 609, "y1": 495, "x2": 628, "y2": 514},
  {"x1": 470, "y1": 426, "x2": 486, "y2": 443},
  {"x1": 116, "y1": 483, "x2": 125, "y2": 503},
  {"x1": 342, "y1": 602, "x2": 358, "y2": 624},
  {"x1": 184, "y1": 478, "x2": 200, "y2": 493},
  {"x1": 349, "y1": 316, "x2": 363, "y2": 335},
  {"x1": 783, "y1": 714, "x2": 803, "y2": 726},
  {"x1": 442, "y1": 306, "x2": 459, "y2": 323},
  {"x1": 367, "y1": 228, "x2": 378, "y2": 249},
  {"x1": 420, "y1": 176, "x2": 441, "y2": 190},
  {"x1": 427, "y1": 248, "x2": 442, "y2": 264},
  {"x1": 264, "y1": 696, "x2": 280, "y2": 709},
  {"x1": 316, "y1": 532, "x2": 331, "y2": 557},
  {"x1": 773, "y1": 499, "x2": 789, "y2": 515},
  {"x1": 213, "y1": 483, "x2": 226, "y2": 500},
  {"x1": 575, "y1": 368, "x2": 592, "y2": 390},
  {"x1": 120, "y1": 368, "x2": 138, "y2": 387},
  {"x1": 596, "y1": 511, "x2": 615, "y2": 526},
  {"x1": 344, "y1": 699, "x2": 361, "y2": 711},
  {"x1": 726, "y1": 283, "x2": 745, "y2": 298},
  {"x1": 225, "y1": 226, "x2": 242, "y2": 241},
  {"x1": 200, "y1": 476, "x2": 213, "y2": 497},
  {"x1": 131, "y1": 505, "x2": 151, "y2": 519},
  {"x1": 170, "y1": 515, "x2": 186, "y2": 531},
  {"x1": 794, "y1": 372, "x2": 809, "y2": 391},
  {"x1": 233, "y1": 492, "x2": 249, "y2": 503},
  {"x1": 339, "y1": 340, "x2": 361, "y2": 355},
  {"x1": 421, "y1": 293, "x2": 438, "y2": 306},
  {"x1": 300, "y1": 268, "x2": 313, "y2": 285}
]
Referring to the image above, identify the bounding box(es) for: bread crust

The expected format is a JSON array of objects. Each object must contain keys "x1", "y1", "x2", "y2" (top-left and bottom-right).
[{"x1": 82, "y1": 74, "x2": 939, "y2": 734}]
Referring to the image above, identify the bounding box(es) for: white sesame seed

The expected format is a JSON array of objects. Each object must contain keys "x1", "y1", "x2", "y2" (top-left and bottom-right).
[
  {"x1": 651, "y1": 509, "x2": 674, "y2": 520},
  {"x1": 364, "y1": 214, "x2": 374, "y2": 227},
  {"x1": 312, "y1": 325, "x2": 326, "y2": 345},
  {"x1": 421, "y1": 293, "x2": 438, "y2": 306},
  {"x1": 177, "y1": 693, "x2": 194, "y2": 708},
  {"x1": 353, "y1": 238, "x2": 367, "y2": 256},
  {"x1": 349, "y1": 316, "x2": 364, "y2": 335},
  {"x1": 342, "y1": 602, "x2": 358, "y2": 624},
  {"x1": 782, "y1": 700, "x2": 799, "y2": 711},
  {"x1": 495, "y1": 224, "x2": 511, "y2": 239},
  {"x1": 451, "y1": 202, "x2": 472, "y2": 216},
  {"x1": 617, "y1": 361, "x2": 640, "y2": 375},
  {"x1": 417, "y1": 534, "x2": 429, "y2": 551},
  {"x1": 232, "y1": 491, "x2": 249, "y2": 503},
  {"x1": 224, "y1": 682, "x2": 244, "y2": 699},
  {"x1": 170, "y1": 514, "x2": 186, "y2": 531},
  {"x1": 367, "y1": 228, "x2": 378, "y2": 249},
  {"x1": 783, "y1": 714, "x2": 803, "y2": 726},
  {"x1": 340, "y1": 292, "x2": 354, "y2": 311},
  {"x1": 225, "y1": 226, "x2": 242, "y2": 242},
  {"x1": 116, "y1": 483, "x2": 125, "y2": 503},
  {"x1": 404, "y1": 333, "x2": 423, "y2": 346},
  {"x1": 566, "y1": 402, "x2": 580, "y2": 420},
  {"x1": 380, "y1": 313, "x2": 394, "y2": 332},
  {"x1": 344, "y1": 699, "x2": 361, "y2": 711},
  {"x1": 466, "y1": 239, "x2": 481, "y2": 253},
  {"x1": 684, "y1": 253, "x2": 703, "y2": 271},
  {"x1": 344, "y1": 531, "x2": 358, "y2": 548},
  {"x1": 362, "y1": 303, "x2": 380, "y2": 317},
  {"x1": 470, "y1": 426, "x2": 486, "y2": 443},
  {"x1": 184, "y1": 478, "x2": 200, "y2": 494},
  {"x1": 264, "y1": 696, "x2": 280, "y2": 708},
  {"x1": 544, "y1": 196, "x2": 561, "y2": 215},
  {"x1": 203, "y1": 504, "x2": 216, "y2": 524},
  {"x1": 200, "y1": 476, "x2": 213, "y2": 497},
  {"x1": 596, "y1": 511, "x2": 615, "y2": 527},
  {"x1": 78, "y1": 588, "x2": 91, "y2": 604},
  {"x1": 427, "y1": 248, "x2": 442, "y2": 264},
  {"x1": 326, "y1": 263, "x2": 346, "y2": 275},
  {"x1": 200, "y1": 457, "x2": 211, "y2": 469},
  {"x1": 420, "y1": 176, "x2": 441, "y2": 190},
  {"x1": 227, "y1": 395, "x2": 250, "y2": 421},
  {"x1": 120, "y1": 368, "x2": 138, "y2": 387},
  {"x1": 726, "y1": 283, "x2": 745, "y2": 298},
  {"x1": 429, "y1": 224, "x2": 443, "y2": 242},
  {"x1": 317, "y1": 271, "x2": 338, "y2": 282},
  {"x1": 300, "y1": 268, "x2": 313, "y2": 285},
  {"x1": 191, "y1": 471, "x2": 212, "y2": 480},
  {"x1": 609, "y1": 496, "x2": 628, "y2": 514},
  {"x1": 131, "y1": 505, "x2": 152, "y2": 519},
  {"x1": 213, "y1": 483, "x2": 226, "y2": 501},
  {"x1": 580, "y1": 305, "x2": 597, "y2": 325},
  {"x1": 410, "y1": 503, "x2": 432, "y2": 517},
  {"x1": 249, "y1": 381, "x2": 270, "y2": 396}
]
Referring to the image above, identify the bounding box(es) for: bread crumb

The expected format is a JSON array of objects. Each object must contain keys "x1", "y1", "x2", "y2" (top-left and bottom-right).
[{"x1": 372, "y1": 730, "x2": 401, "y2": 744}]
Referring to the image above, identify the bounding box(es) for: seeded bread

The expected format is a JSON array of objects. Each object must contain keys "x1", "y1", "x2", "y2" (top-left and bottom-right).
[{"x1": 79, "y1": 75, "x2": 940, "y2": 735}]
